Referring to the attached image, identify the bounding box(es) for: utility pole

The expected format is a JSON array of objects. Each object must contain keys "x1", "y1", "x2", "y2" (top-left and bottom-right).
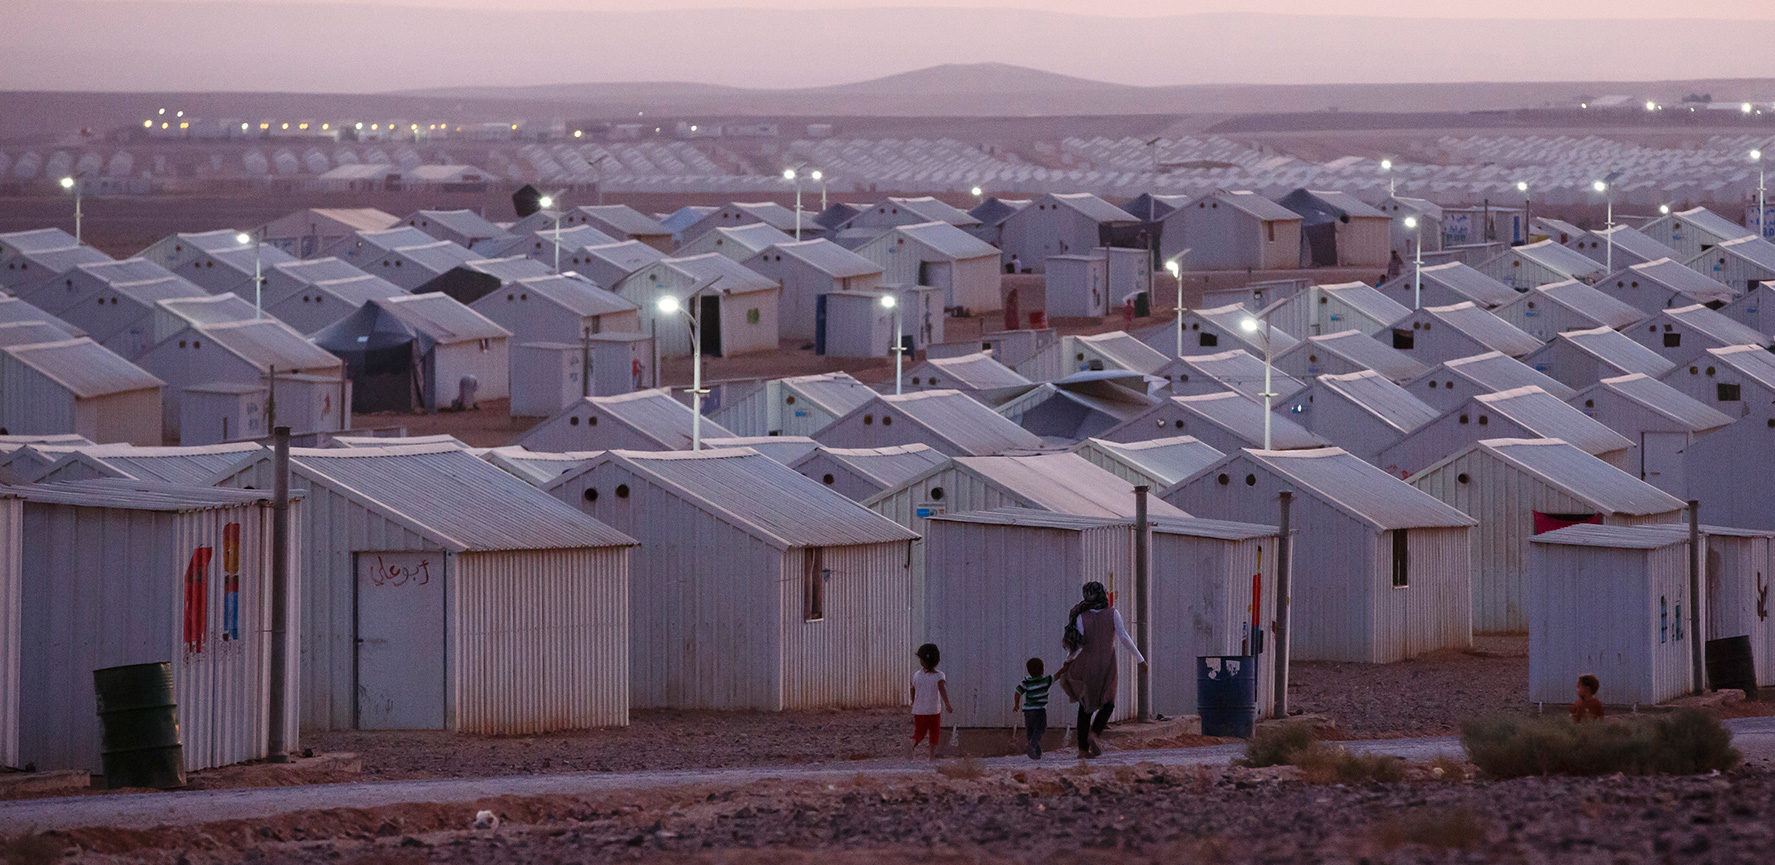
[
  {"x1": 267, "y1": 426, "x2": 293, "y2": 761},
  {"x1": 1134, "y1": 485, "x2": 1152, "y2": 722},
  {"x1": 1272, "y1": 491, "x2": 1293, "y2": 719}
]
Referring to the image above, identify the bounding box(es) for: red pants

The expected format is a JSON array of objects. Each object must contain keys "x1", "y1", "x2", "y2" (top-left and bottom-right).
[{"x1": 911, "y1": 713, "x2": 942, "y2": 744}]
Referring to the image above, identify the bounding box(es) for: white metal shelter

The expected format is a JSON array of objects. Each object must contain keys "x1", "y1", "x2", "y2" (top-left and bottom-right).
[
  {"x1": 1567, "y1": 224, "x2": 1680, "y2": 269},
  {"x1": 1283, "y1": 370, "x2": 1440, "y2": 465},
  {"x1": 1523, "y1": 326, "x2": 1677, "y2": 391},
  {"x1": 0, "y1": 338, "x2": 163, "y2": 445},
  {"x1": 1273, "y1": 329, "x2": 1429, "y2": 383},
  {"x1": 1161, "y1": 189, "x2": 1301, "y2": 270},
  {"x1": 135, "y1": 317, "x2": 346, "y2": 443},
  {"x1": 1070, "y1": 435, "x2": 1225, "y2": 490},
  {"x1": 374, "y1": 293, "x2": 512, "y2": 402},
  {"x1": 1627, "y1": 303, "x2": 1772, "y2": 365},
  {"x1": 1570, "y1": 374, "x2": 1733, "y2": 494},
  {"x1": 997, "y1": 193, "x2": 1139, "y2": 274},
  {"x1": 1478, "y1": 240, "x2": 1607, "y2": 290},
  {"x1": 1376, "y1": 261, "x2": 1519, "y2": 310},
  {"x1": 741, "y1": 240, "x2": 884, "y2": 341},
  {"x1": 850, "y1": 222, "x2": 1003, "y2": 312},
  {"x1": 1598, "y1": 258, "x2": 1736, "y2": 315},
  {"x1": 1268, "y1": 282, "x2": 1410, "y2": 340},
  {"x1": 518, "y1": 389, "x2": 736, "y2": 451},
  {"x1": 1687, "y1": 236, "x2": 1775, "y2": 294},
  {"x1": 1382, "y1": 386, "x2": 1635, "y2": 476},
  {"x1": 1386, "y1": 302, "x2": 1542, "y2": 366},
  {"x1": 900, "y1": 352, "x2": 1031, "y2": 397},
  {"x1": 1102, "y1": 392, "x2": 1328, "y2": 452},
  {"x1": 1493, "y1": 280, "x2": 1645, "y2": 342},
  {"x1": 709, "y1": 372, "x2": 878, "y2": 437},
  {"x1": 814, "y1": 389, "x2": 1043, "y2": 456},
  {"x1": 1408, "y1": 351, "x2": 1578, "y2": 412},
  {"x1": 1640, "y1": 207, "x2": 1753, "y2": 261},
  {"x1": 790, "y1": 443, "x2": 949, "y2": 502},
  {"x1": 1161, "y1": 349, "x2": 1307, "y2": 403},
  {"x1": 614, "y1": 253, "x2": 781, "y2": 358}
]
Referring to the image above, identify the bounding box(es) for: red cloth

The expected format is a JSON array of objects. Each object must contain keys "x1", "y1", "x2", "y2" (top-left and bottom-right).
[
  {"x1": 911, "y1": 713, "x2": 942, "y2": 744},
  {"x1": 1534, "y1": 511, "x2": 1603, "y2": 535}
]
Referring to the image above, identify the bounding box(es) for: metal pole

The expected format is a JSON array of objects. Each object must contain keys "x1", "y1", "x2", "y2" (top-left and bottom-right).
[
  {"x1": 1689, "y1": 500, "x2": 1704, "y2": 696},
  {"x1": 1760, "y1": 164, "x2": 1766, "y2": 240},
  {"x1": 1412, "y1": 223, "x2": 1423, "y2": 310},
  {"x1": 690, "y1": 308, "x2": 702, "y2": 451},
  {"x1": 1174, "y1": 267, "x2": 1184, "y2": 359},
  {"x1": 1261, "y1": 322, "x2": 1274, "y2": 450},
  {"x1": 267, "y1": 426, "x2": 293, "y2": 761},
  {"x1": 1605, "y1": 193, "x2": 1614, "y2": 274},
  {"x1": 73, "y1": 184, "x2": 83, "y2": 244},
  {"x1": 1272, "y1": 490, "x2": 1293, "y2": 719},
  {"x1": 253, "y1": 234, "x2": 263, "y2": 319},
  {"x1": 1133, "y1": 485, "x2": 1151, "y2": 722},
  {"x1": 553, "y1": 211, "x2": 562, "y2": 274},
  {"x1": 794, "y1": 180, "x2": 802, "y2": 242},
  {"x1": 893, "y1": 304, "x2": 904, "y2": 395}
]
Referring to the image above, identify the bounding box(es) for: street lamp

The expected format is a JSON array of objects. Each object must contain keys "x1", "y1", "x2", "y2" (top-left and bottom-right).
[
  {"x1": 656, "y1": 276, "x2": 721, "y2": 450},
  {"x1": 1403, "y1": 216, "x2": 1423, "y2": 309},
  {"x1": 1239, "y1": 314, "x2": 1276, "y2": 450},
  {"x1": 1753, "y1": 149, "x2": 1766, "y2": 240},
  {"x1": 1515, "y1": 180, "x2": 1531, "y2": 243},
  {"x1": 811, "y1": 169, "x2": 827, "y2": 212},
  {"x1": 970, "y1": 186, "x2": 984, "y2": 199},
  {"x1": 783, "y1": 167, "x2": 802, "y2": 241},
  {"x1": 1660, "y1": 204, "x2": 1672, "y2": 216},
  {"x1": 538, "y1": 193, "x2": 564, "y2": 273},
  {"x1": 59, "y1": 176, "x2": 82, "y2": 244},
  {"x1": 1380, "y1": 158, "x2": 1395, "y2": 196},
  {"x1": 1593, "y1": 179, "x2": 1614, "y2": 272},
  {"x1": 235, "y1": 230, "x2": 264, "y2": 319},
  {"x1": 881, "y1": 294, "x2": 903, "y2": 394},
  {"x1": 1164, "y1": 254, "x2": 1186, "y2": 357}
]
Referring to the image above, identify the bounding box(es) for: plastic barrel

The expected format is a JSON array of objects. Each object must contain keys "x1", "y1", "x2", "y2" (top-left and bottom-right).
[
  {"x1": 1197, "y1": 655, "x2": 1257, "y2": 738},
  {"x1": 1705, "y1": 636, "x2": 1759, "y2": 701},
  {"x1": 92, "y1": 662, "x2": 185, "y2": 789}
]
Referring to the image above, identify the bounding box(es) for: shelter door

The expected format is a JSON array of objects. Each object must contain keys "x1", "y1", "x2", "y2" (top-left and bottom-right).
[{"x1": 355, "y1": 552, "x2": 446, "y2": 730}]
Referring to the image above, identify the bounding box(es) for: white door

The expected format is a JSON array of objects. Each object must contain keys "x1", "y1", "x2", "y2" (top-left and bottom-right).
[
  {"x1": 1641, "y1": 432, "x2": 1690, "y2": 497},
  {"x1": 355, "y1": 551, "x2": 446, "y2": 729}
]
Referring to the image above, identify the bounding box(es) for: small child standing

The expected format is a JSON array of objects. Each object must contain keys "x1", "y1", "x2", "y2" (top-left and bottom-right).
[
  {"x1": 1013, "y1": 657, "x2": 1053, "y2": 759},
  {"x1": 1570, "y1": 674, "x2": 1605, "y2": 722},
  {"x1": 910, "y1": 643, "x2": 952, "y2": 758}
]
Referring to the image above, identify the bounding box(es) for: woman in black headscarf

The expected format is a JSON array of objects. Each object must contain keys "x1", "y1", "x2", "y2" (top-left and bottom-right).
[{"x1": 1059, "y1": 581, "x2": 1145, "y2": 758}]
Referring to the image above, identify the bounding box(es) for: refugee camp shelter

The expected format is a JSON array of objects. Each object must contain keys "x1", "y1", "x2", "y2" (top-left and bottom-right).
[
  {"x1": 480, "y1": 447, "x2": 600, "y2": 487},
  {"x1": 558, "y1": 204, "x2": 674, "y2": 252},
  {"x1": 1162, "y1": 349, "x2": 1307, "y2": 403},
  {"x1": 923, "y1": 508, "x2": 1279, "y2": 727},
  {"x1": 1386, "y1": 302, "x2": 1542, "y2": 365},
  {"x1": 1381, "y1": 386, "x2": 1635, "y2": 476},
  {"x1": 1721, "y1": 282, "x2": 1775, "y2": 336},
  {"x1": 1407, "y1": 351, "x2": 1578, "y2": 412},
  {"x1": 1070, "y1": 435, "x2": 1225, "y2": 490},
  {"x1": 371, "y1": 293, "x2": 511, "y2": 404},
  {"x1": 850, "y1": 221, "x2": 1003, "y2": 312},
  {"x1": 709, "y1": 372, "x2": 878, "y2": 438},
  {"x1": 740, "y1": 240, "x2": 884, "y2": 341},
  {"x1": 1101, "y1": 392, "x2": 1328, "y2": 452},
  {"x1": 214, "y1": 444, "x2": 634, "y2": 732},
  {"x1": 1276, "y1": 189, "x2": 1391, "y2": 267},
  {"x1": 1641, "y1": 206, "x2": 1753, "y2": 260},
  {"x1": 1688, "y1": 236, "x2": 1775, "y2": 294},
  {"x1": 1272, "y1": 329, "x2": 1429, "y2": 384},
  {"x1": 547, "y1": 448, "x2": 916, "y2": 710},
  {"x1": 1172, "y1": 303, "x2": 1302, "y2": 359},
  {"x1": 1528, "y1": 524, "x2": 1695, "y2": 706},
  {"x1": 1282, "y1": 370, "x2": 1440, "y2": 465},
  {"x1": 1570, "y1": 373, "x2": 1733, "y2": 494},
  {"x1": 614, "y1": 253, "x2": 781, "y2": 358},
  {"x1": 676, "y1": 202, "x2": 821, "y2": 247},
  {"x1": 996, "y1": 193, "x2": 1140, "y2": 272},
  {"x1": 1599, "y1": 258, "x2": 1736, "y2": 315},
  {"x1": 401, "y1": 209, "x2": 508, "y2": 249},
  {"x1": 0, "y1": 441, "x2": 88, "y2": 484},
  {"x1": 1166, "y1": 447, "x2": 1476, "y2": 663},
  {"x1": 1689, "y1": 524, "x2": 1775, "y2": 688},
  {"x1": 899, "y1": 352, "x2": 1031, "y2": 398},
  {"x1": 257, "y1": 207, "x2": 399, "y2": 258},
  {"x1": 1659, "y1": 343, "x2": 1775, "y2": 417},
  {"x1": 1478, "y1": 240, "x2": 1608, "y2": 290},
  {"x1": 1568, "y1": 224, "x2": 1681, "y2": 269},
  {"x1": 575, "y1": 241, "x2": 667, "y2": 289},
  {"x1": 518, "y1": 388, "x2": 735, "y2": 452},
  {"x1": 0, "y1": 338, "x2": 163, "y2": 444},
  {"x1": 1042, "y1": 253, "x2": 1109, "y2": 318},
  {"x1": 366, "y1": 241, "x2": 481, "y2": 292},
  {"x1": 1629, "y1": 303, "x2": 1771, "y2": 365},
  {"x1": 1410, "y1": 438, "x2": 1686, "y2": 633},
  {"x1": 814, "y1": 389, "x2": 1043, "y2": 456},
  {"x1": 1493, "y1": 280, "x2": 1645, "y2": 342},
  {"x1": 1522, "y1": 326, "x2": 1677, "y2": 391},
  {"x1": 839, "y1": 196, "x2": 981, "y2": 232},
  {"x1": 1160, "y1": 189, "x2": 1301, "y2": 270},
  {"x1": 32, "y1": 442, "x2": 264, "y2": 486},
  {"x1": 1268, "y1": 282, "x2": 1410, "y2": 340},
  {"x1": 0, "y1": 296, "x2": 76, "y2": 336},
  {"x1": 1022, "y1": 331, "x2": 1171, "y2": 381},
  {"x1": 991, "y1": 371, "x2": 1159, "y2": 443},
  {"x1": 697, "y1": 435, "x2": 820, "y2": 465},
  {"x1": 789, "y1": 443, "x2": 950, "y2": 502},
  {"x1": 467, "y1": 274, "x2": 639, "y2": 346},
  {"x1": 677, "y1": 223, "x2": 797, "y2": 261},
  {"x1": 1376, "y1": 261, "x2": 1519, "y2": 311},
  {"x1": 1, "y1": 481, "x2": 298, "y2": 773}
]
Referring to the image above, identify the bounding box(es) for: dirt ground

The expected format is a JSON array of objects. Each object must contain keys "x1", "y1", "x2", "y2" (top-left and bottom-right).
[
  {"x1": 29, "y1": 761, "x2": 1775, "y2": 864},
  {"x1": 1291, "y1": 635, "x2": 1531, "y2": 736}
]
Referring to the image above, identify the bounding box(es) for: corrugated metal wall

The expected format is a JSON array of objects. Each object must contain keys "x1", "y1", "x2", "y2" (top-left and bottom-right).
[
  {"x1": 452, "y1": 548, "x2": 630, "y2": 733},
  {"x1": 0, "y1": 497, "x2": 19, "y2": 767},
  {"x1": 0, "y1": 359, "x2": 76, "y2": 437},
  {"x1": 1413, "y1": 451, "x2": 1684, "y2": 633},
  {"x1": 1368, "y1": 526, "x2": 1474, "y2": 663},
  {"x1": 77, "y1": 389, "x2": 163, "y2": 446},
  {"x1": 1148, "y1": 532, "x2": 1280, "y2": 717},
  {"x1": 777, "y1": 541, "x2": 912, "y2": 709},
  {"x1": 795, "y1": 452, "x2": 888, "y2": 502},
  {"x1": 1702, "y1": 534, "x2": 1775, "y2": 687},
  {"x1": 924, "y1": 519, "x2": 1135, "y2": 729},
  {"x1": 870, "y1": 467, "x2": 1026, "y2": 640},
  {"x1": 1529, "y1": 541, "x2": 1694, "y2": 705}
]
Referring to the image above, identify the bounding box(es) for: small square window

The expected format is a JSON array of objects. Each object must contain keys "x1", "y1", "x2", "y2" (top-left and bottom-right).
[
  {"x1": 1663, "y1": 332, "x2": 1682, "y2": 349},
  {"x1": 1718, "y1": 382, "x2": 1742, "y2": 402}
]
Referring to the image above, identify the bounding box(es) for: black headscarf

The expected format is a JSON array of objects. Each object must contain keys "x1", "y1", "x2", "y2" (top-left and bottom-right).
[{"x1": 1062, "y1": 581, "x2": 1109, "y2": 653}]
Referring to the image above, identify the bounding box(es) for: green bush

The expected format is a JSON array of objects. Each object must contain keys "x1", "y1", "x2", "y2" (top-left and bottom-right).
[
  {"x1": 1240, "y1": 722, "x2": 1317, "y2": 767},
  {"x1": 1461, "y1": 709, "x2": 1739, "y2": 778}
]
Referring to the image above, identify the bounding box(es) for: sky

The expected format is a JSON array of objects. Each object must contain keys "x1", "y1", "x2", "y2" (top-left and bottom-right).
[{"x1": 61, "y1": 0, "x2": 1775, "y2": 16}]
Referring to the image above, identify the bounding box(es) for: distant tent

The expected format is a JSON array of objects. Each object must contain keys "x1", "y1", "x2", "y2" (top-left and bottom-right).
[{"x1": 312, "y1": 302, "x2": 433, "y2": 413}]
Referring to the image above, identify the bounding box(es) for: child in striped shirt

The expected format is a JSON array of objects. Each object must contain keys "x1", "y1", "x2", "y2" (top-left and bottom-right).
[{"x1": 1013, "y1": 657, "x2": 1053, "y2": 759}]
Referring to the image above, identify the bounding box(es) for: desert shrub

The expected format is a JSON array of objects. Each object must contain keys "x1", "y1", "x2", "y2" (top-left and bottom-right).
[
  {"x1": 1461, "y1": 709, "x2": 1739, "y2": 778},
  {"x1": 1240, "y1": 722, "x2": 1317, "y2": 767},
  {"x1": 1292, "y1": 746, "x2": 1404, "y2": 784},
  {"x1": 935, "y1": 756, "x2": 984, "y2": 780},
  {"x1": 1372, "y1": 806, "x2": 1487, "y2": 850},
  {"x1": 0, "y1": 834, "x2": 66, "y2": 865},
  {"x1": 1426, "y1": 754, "x2": 1469, "y2": 781}
]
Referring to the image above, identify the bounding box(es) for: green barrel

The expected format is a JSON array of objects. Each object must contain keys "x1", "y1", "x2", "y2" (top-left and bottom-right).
[{"x1": 92, "y1": 662, "x2": 185, "y2": 789}]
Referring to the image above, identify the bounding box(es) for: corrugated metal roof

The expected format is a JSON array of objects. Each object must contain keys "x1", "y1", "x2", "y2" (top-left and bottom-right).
[
  {"x1": 1429, "y1": 437, "x2": 1683, "y2": 515},
  {"x1": 705, "y1": 224, "x2": 795, "y2": 255},
  {"x1": 1320, "y1": 282, "x2": 1411, "y2": 327},
  {"x1": 1173, "y1": 392, "x2": 1328, "y2": 449},
  {"x1": 1423, "y1": 302, "x2": 1542, "y2": 357},
  {"x1": 1189, "y1": 304, "x2": 1303, "y2": 356},
  {"x1": 781, "y1": 372, "x2": 877, "y2": 418},
  {"x1": 72, "y1": 258, "x2": 188, "y2": 289},
  {"x1": 1672, "y1": 207, "x2": 1755, "y2": 242},
  {"x1": 286, "y1": 444, "x2": 633, "y2": 550},
  {"x1": 1440, "y1": 351, "x2": 1578, "y2": 401},
  {"x1": 14, "y1": 245, "x2": 111, "y2": 273},
  {"x1": 1513, "y1": 240, "x2": 1607, "y2": 279},
  {"x1": 1620, "y1": 258, "x2": 1735, "y2": 304},
  {"x1": 375, "y1": 292, "x2": 511, "y2": 342},
  {"x1": 790, "y1": 443, "x2": 949, "y2": 489},
  {"x1": 1589, "y1": 374, "x2": 1734, "y2": 432},
  {"x1": 66, "y1": 442, "x2": 266, "y2": 485},
  {"x1": 1476, "y1": 386, "x2": 1634, "y2": 455},
  {"x1": 583, "y1": 448, "x2": 916, "y2": 549},
  {"x1": 1707, "y1": 344, "x2": 1775, "y2": 390},
  {"x1": 195, "y1": 319, "x2": 343, "y2": 371},
  {"x1": 1170, "y1": 349, "x2": 1306, "y2": 400},
  {"x1": 700, "y1": 436, "x2": 820, "y2": 465},
  {"x1": 309, "y1": 274, "x2": 406, "y2": 306},
  {"x1": 572, "y1": 204, "x2": 671, "y2": 237},
  {"x1": 589, "y1": 388, "x2": 737, "y2": 449},
  {"x1": 514, "y1": 275, "x2": 638, "y2": 318},
  {"x1": 481, "y1": 446, "x2": 601, "y2": 486},
  {"x1": 293, "y1": 208, "x2": 400, "y2": 235},
  {"x1": 882, "y1": 389, "x2": 1045, "y2": 454},
  {"x1": 730, "y1": 202, "x2": 817, "y2": 232},
  {"x1": 1237, "y1": 447, "x2": 1476, "y2": 530},
  {"x1": 270, "y1": 257, "x2": 371, "y2": 287},
  {"x1": 1535, "y1": 217, "x2": 1585, "y2": 240},
  {"x1": 206, "y1": 244, "x2": 298, "y2": 274},
  {"x1": 756, "y1": 240, "x2": 882, "y2": 278},
  {"x1": 932, "y1": 506, "x2": 1277, "y2": 541},
  {"x1": 0, "y1": 296, "x2": 76, "y2": 333},
  {"x1": 387, "y1": 240, "x2": 479, "y2": 274},
  {"x1": 0, "y1": 321, "x2": 72, "y2": 347},
  {"x1": 885, "y1": 196, "x2": 980, "y2": 226},
  {"x1": 1077, "y1": 331, "x2": 1173, "y2": 375},
  {"x1": 1590, "y1": 225, "x2": 1679, "y2": 262},
  {"x1": 893, "y1": 221, "x2": 1001, "y2": 260},
  {"x1": 0, "y1": 434, "x2": 90, "y2": 446},
  {"x1": 1290, "y1": 330, "x2": 1428, "y2": 382},
  {"x1": 1553, "y1": 327, "x2": 1676, "y2": 378},
  {"x1": 1662, "y1": 303, "x2": 1770, "y2": 346},
  {"x1": 662, "y1": 253, "x2": 780, "y2": 294},
  {"x1": 158, "y1": 293, "x2": 257, "y2": 327},
  {"x1": 917, "y1": 352, "x2": 1031, "y2": 390},
  {"x1": 1047, "y1": 193, "x2": 1139, "y2": 224},
  {"x1": 580, "y1": 241, "x2": 665, "y2": 275},
  {"x1": 351, "y1": 226, "x2": 438, "y2": 252},
  {"x1": 1528, "y1": 280, "x2": 1644, "y2": 328},
  {"x1": 7, "y1": 479, "x2": 275, "y2": 512},
  {"x1": 1415, "y1": 262, "x2": 1519, "y2": 308},
  {"x1": 1201, "y1": 189, "x2": 1301, "y2": 222},
  {"x1": 1076, "y1": 436, "x2": 1225, "y2": 488},
  {"x1": 331, "y1": 433, "x2": 467, "y2": 448},
  {"x1": 1530, "y1": 523, "x2": 1687, "y2": 549},
  {"x1": 1317, "y1": 370, "x2": 1441, "y2": 433},
  {"x1": 1, "y1": 338, "x2": 162, "y2": 397},
  {"x1": 0, "y1": 228, "x2": 79, "y2": 255},
  {"x1": 466, "y1": 255, "x2": 554, "y2": 283},
  {"x1": 949, "y1": 452, "x2": 1191, "y2": 518},
  {"x1": 408, "y1": 209, "x2": 506, "y2": 240}
]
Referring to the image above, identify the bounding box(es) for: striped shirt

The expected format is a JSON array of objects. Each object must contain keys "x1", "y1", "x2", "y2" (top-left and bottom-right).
[{"x1": 1016, "y1": 674, "x2": 1053, "y2": 709}]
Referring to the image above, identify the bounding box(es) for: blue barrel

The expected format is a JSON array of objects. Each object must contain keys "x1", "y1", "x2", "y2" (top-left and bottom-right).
[
  {"x1": 93, "y1": 662, "x2": 185, "y2": 789},
  {"x1": 1197, "y1": 655, "x2": 1257, "y2": 738}
]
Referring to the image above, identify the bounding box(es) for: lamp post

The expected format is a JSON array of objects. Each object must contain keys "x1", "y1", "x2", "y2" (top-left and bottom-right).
[
  {"x1": 1164, "y1": 255, "x2": 1186, "y2": 357},
  {"x1": 1753, "y1": 149, "x2": 1766, "y2": 240},
  {"x1": 881, "y1": 294, "x2": 903, "y2": 394},
  {"x1": 656, "y1": 276, "x2": 721, "y2": 450},
  {"x1": 538, "y1": 193, "x2": 564, "y2": 273},
  {"x1": 783, "y1": 167, "x2": 802, "y2": 241},
  {"x1": 1660, "y1": 204, "x2": 1671, "y2": 216},
  {"x1": 1593, "y1": 179, "x2": 1614, "y2": 273},
  {"x1": 970, "y1": 186, "x2": 984, "y2": 200},
  {"x1": 1239, "y1": 314, "x2": 1276, "y2": 450},
  {"x1": 235, "y1": 230, "x2": 263, "y2": 319},
  {"x1": 1516, "y1": 180, "x2": 1531, "y2": 244},
  {"x1": 59, "y1": 176, "x2": 82, "y2": 244},
  {"x1": 1404, "y1": 216, "x2": 1423, "y2": 309},
  {"x1": 1381, "y1": 158, "x2": 1395, "y2": 196},
  {"x1": 811, "y1": 169, "x2": 827, "y2": 212}
]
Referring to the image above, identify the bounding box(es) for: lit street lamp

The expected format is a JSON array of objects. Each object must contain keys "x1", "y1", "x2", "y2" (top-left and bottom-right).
[
  {"x1": 1381, "y1": 158, "x2": 1395, "y2": 196},
  {"x1": 1593, "y1": 178, "x2": 1615, "y2": 273},
  {"x1": 1239, "y1": 314, "x2": 1277, "y2": 450},
  {"x1": 970, "y1": 186, "x2": 984, "y2": 199},
  {"x1": 1753, "y1": 149, "x2": 1766, "y2": 240},
  {"x1": 1515, "y1": 180, "x2": 1531, "y2": 244},
  {"x1": 881, "y1": 294, "x2": 903, "y2": 394},
  {"x1": 811, "y1": 169, "x2": 827, "y2": 212},
  {"x1": 538, "y1": 193, "x2": 565, "y2": 273},
  {"x1": 1164, "y1": 254, "x2": 1187, "y2": 357},
  {"x1": 1403, "y1": 216, "x2": 1424, "y2": 309},
  {"x1": 656, "y1": 276, "x2": 722, "y2": 450},
  {"x1": 235, "y1": 230, "x2": 264, "y2": 319},
  {"x1": 60, "y1": 176, "x2": 83, "y2": 243},
  {"x1": 783, "y1": 168, "x2": 803, "y2": 241}
]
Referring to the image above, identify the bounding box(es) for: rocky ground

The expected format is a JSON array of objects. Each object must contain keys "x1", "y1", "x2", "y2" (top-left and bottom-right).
[
  {"x1": 28, "y1": 760, "x2": 1775, "y2": 864},
  {"x1": 1291, "y1": 635, "x2": 1531, "y2": 736}
]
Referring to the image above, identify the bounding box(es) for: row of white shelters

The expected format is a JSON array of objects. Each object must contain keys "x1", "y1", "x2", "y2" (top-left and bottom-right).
[
  {"x1": 546, "y1": 448, "x2": 917, "y2": 710},
  {"x1": 1377, "y1": 261, "x2": 1518, "y2": 311},
  {"x1": 1071, "y1": 435, "x2": 1225, "y2": 490},
  {"x1": 1409, "y1": 438, "x2": 1686, "y2": 633},
  {"x1": 789, "y1": 443, "x2": 950, "y2": 502},
  {"x1": 0, "y1": 481, "x2": 298, "y2": 773},
  {"x1": 1103, "y1": 392, "x2": 1328, "y2": 453},
  {"x1": 1598, "y1": 258, "x2": 1736, "y2": 315},
  {"x1": 708, "y1": 372, "x2": 877, "y2": 438},
  {"x1": 1567, "y1": 224, "x2": 1681, "y2": 269},
  {"x1": 1380, "y1": 385, "x2": 1634, "y2": 477},
  {"x1": 814, "y1": 389, "x2": 1043, "y2": 456},
  {"x1": 852, "y1": 221, "x2": 1003, "y2": 312},
  {"x1": 519, "y1": 389, "x2": 732, "y2": 452},
  {"x1": 213, "y1": 443, "x2": 636, "y2": 733},
  {"x1": 1166, "y1": 447, "x2": 1476, "y2": 662},
  {"x1": 1524, "y1": 326, "x2": 1675, "y2": 391},
  {"x1": 1494, "y1": 279, "x2": 1644, "y2": 342},
  {"x1": 0, "y1": 338, "x2": 164, "y2": 444},
  {"x1": 33, "y1": 442, "x2": 264, "y2": 486},
  {"x1": 1273, "y1": 330, "x2": 1429, "y2": 384},
  {"x1": 925, "y1": 508, "x2": 1280, "y2": 728},
  {"x1": 1408, "y1": 351, "x2": 1577, "y2": 411}
]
